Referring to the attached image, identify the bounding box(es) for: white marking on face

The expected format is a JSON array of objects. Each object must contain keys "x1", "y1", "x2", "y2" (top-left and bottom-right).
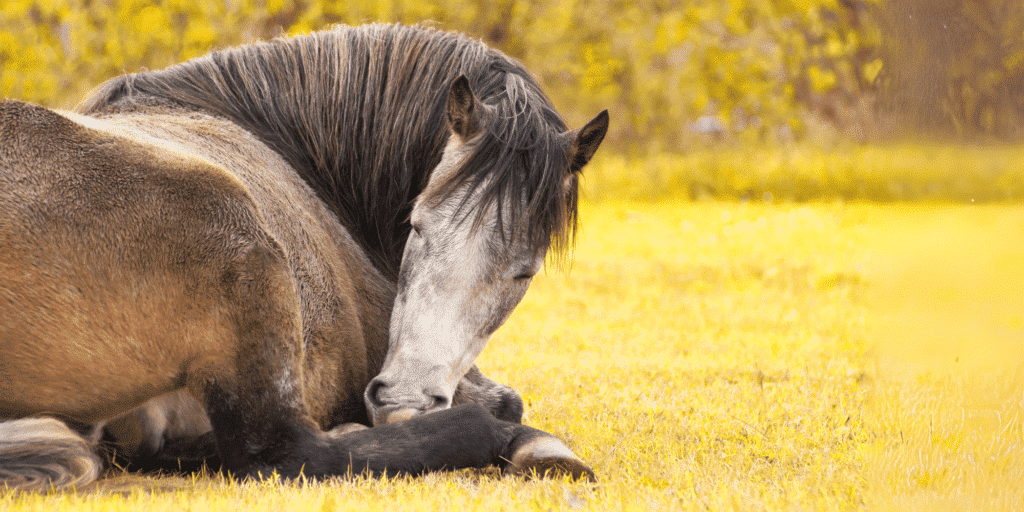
[{"x1": 366, "y1": 137, "x2": 547, "y2": 424}]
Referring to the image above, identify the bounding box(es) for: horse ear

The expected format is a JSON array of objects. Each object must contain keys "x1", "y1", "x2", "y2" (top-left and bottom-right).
[
  {"x1": 446, "y1": 75, "x2": 483, "y2": 140},
  {"x1": 567, "y1": 110, "x2": 609, "y2": 173}
]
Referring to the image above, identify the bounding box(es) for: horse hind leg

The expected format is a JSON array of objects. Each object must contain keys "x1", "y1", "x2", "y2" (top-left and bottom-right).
[{"x1": 0, "y1": 418, "x2": 102, "y2": 491}]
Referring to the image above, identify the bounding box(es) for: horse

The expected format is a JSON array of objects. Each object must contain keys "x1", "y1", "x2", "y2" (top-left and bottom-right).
[{"x1": 0, "y1": 23, "x2": 608, "y2": 490}]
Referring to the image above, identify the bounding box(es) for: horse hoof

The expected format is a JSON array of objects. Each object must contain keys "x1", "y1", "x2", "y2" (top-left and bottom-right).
[
  {"x1": 326, "y1": 423, "x2": 369, "y2": 438},
  {"x1": 507, "y1": 437, "x2": 596, "y2": 482}
]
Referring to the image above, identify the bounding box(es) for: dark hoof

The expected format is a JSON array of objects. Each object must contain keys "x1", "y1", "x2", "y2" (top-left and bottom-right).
[{"x1": 507, "y1": 437, "x2": 596, "y2": 482}]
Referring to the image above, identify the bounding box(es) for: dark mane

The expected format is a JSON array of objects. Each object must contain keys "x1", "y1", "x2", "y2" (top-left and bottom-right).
[{"x1": 76, "y1": 23, "x2": 575, "y2": 280}]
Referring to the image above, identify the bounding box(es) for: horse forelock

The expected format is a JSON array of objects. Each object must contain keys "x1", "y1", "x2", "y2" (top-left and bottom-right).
[
  {"x1": 422, "y1": 62, "x2": 578, "y2": 263},
  {"x1": 73, "y1": 23, "x2": 574, "y2": 276}
]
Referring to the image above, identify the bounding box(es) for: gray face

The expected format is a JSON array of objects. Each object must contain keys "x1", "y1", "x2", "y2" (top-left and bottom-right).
[{"x1": 364, "y1": 138, "x2": 548, "y2": 425}]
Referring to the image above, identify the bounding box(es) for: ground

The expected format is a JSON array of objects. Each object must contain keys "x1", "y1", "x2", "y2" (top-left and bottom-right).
[{"x1": 2, "y1": 199, "x2": 1021, "y2": 511}]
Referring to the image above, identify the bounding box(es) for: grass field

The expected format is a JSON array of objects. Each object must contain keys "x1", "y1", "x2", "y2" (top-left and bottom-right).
[{"x1": 2, "y1": 197, "x2": 1022, "y2": 510}]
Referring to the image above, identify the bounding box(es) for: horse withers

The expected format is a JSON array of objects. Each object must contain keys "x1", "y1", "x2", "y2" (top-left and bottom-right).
[{"x1": 0, "y1": 23, "x2": 608, "y2": 490}]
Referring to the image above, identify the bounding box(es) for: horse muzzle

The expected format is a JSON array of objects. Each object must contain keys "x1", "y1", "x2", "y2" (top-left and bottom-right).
[{"x1": 364, "y1": 374, "x2": 453, "y2": 425}]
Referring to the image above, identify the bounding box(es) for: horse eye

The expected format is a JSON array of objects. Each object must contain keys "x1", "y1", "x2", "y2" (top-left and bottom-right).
[
  {"x1": 411, "y1": 224, "x2": 422, "y2": 237},
  {"x1": 513, "y1": 272, "x2": 535, "y2": 281}
]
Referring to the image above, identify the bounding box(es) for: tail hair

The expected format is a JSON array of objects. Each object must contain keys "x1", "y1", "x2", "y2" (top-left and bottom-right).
[{"x1": 0, "y1": 418, "x2": 102, "y2": 491}]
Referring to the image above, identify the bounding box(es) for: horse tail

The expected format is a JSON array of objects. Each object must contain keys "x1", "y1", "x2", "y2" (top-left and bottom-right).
[{"x1": 0, "y1": 418, "x2": 102, "y2": 491}]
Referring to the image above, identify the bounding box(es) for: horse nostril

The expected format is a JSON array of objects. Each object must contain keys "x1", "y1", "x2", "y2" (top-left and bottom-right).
[
  {"x1": 426, "y1": 391, "x2": 451, "y2": 411},
  {"x1": 364, "y1": 378, "x2": 390, "y2": 408}
]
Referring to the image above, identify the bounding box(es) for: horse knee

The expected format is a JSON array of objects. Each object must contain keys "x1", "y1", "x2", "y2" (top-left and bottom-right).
[{"x1": 452, "y1": 366, "x2": 524, "y2": 423}]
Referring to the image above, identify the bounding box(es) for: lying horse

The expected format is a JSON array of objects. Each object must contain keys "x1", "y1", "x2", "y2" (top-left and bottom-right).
[{"x1": 0, "y1": 23, "x2": 608, "y2": 490}]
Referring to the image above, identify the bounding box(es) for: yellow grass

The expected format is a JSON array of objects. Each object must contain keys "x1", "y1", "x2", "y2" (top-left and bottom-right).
[
  {"x1": 865, "y1": 204, "x2": 1024, "y2": 510},
  {"x1": 585, "y1": 145, "x2": 1024, "y2": 202},
  {"x1": 2, "y1": 197, "x2": 1021, "y2": 510}
]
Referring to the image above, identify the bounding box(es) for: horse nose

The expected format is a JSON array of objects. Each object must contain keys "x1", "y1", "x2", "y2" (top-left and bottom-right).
[
  {"x1": 364, "y1": 377, "x2": 451, "y2": 425},
  {"x1": 364, "y1": 377, "x2": 390, "y2": 409}
]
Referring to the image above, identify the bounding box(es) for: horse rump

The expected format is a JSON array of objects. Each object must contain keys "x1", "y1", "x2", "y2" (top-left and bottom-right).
[{"x1": 0, "y1": 418, "x2": 102, "y2": 491}]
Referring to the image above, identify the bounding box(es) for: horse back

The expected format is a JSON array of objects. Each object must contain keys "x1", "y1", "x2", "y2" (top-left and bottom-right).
[{"x1": 0, "y1": 100, "x2": 278, "y2": 423}]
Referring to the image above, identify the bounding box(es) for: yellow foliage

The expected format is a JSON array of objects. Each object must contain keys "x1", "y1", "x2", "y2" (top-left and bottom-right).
[
  {"x1": 863, "y1": 58, "x2": 883, "y2": 83},
  {"x1": 1, "y1": 1, "x2": 1018, "y2": 195},
  {"x1": 808, "y1": 64, "x2": 837, "y2": 94},
  {"x1": 0, "y1": 0, "x2": 880, "y2": 148}
]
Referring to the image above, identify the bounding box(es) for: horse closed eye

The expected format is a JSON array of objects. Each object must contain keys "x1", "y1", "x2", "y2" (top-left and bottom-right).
[{"x1": 513, "y1": 272, "x2": 535, "y2": 281}]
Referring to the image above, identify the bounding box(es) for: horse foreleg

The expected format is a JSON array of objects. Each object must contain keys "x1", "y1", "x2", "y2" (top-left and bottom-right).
[
  {"x1": 317, "y1": 403, "x2": 595, "y2": 481},
  {"x1": 100, "y1": 366, "x2": 519, "y2": 474},
  {"x1": 184, "y1": 241, "x2": 586, "y2": 480},
  {"x1": 452, "y1": 366, "x2": 523, "y2": 423}
]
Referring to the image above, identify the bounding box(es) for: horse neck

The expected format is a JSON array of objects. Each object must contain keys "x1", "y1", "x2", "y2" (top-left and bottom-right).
[
  {"x1": 76, "y1": 26, "x2": 493, "y2": 280},
  {"x1": 348, "y1": 262, "x2": 394, "y2": 388}
]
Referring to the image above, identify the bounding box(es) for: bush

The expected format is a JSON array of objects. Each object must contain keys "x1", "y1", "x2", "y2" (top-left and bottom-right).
[
  {"x1": 1, "y1": 0, "x2": 881, "y2": 150},
  {"x1": 2, "y1": 0, "x2": 1020, "y2": 175},
  {"x1": 876, "y1": 0, "x2": 1024, "y2": 140}
]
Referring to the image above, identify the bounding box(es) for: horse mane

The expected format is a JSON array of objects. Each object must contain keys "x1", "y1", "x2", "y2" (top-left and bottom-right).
[{"x1": 76, "y1": 23, "x2": 575, "y2": 280}]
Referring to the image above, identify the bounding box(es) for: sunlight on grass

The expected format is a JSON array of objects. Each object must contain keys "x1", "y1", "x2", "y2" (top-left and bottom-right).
[
  {"x1": 865, "y1": 205, "x2": 1024, "y2": 511},
  {"x1": 486, "y1": 200, "x2": 870, "y2": 509},
  {"x1": 2, "y1": 197, "x2": 1021, "y2": 510},
  {"x1": 584, "y1": 145, "x2": 1024, "y2": 202}
]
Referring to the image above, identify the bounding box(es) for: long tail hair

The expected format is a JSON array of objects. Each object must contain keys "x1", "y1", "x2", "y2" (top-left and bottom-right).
[{"x1": 0, "y1": 418, "x2": 102, "y2": 491}]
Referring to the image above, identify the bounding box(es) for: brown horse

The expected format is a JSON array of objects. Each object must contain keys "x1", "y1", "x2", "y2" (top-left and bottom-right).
[{"x1": 0, "y1": 23, "x2": 608, "y2": 490}]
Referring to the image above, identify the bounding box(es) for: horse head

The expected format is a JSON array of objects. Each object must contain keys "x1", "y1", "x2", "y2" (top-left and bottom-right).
[{"x1": 365, "y1": 75, "x2": 608, "y2": 425}]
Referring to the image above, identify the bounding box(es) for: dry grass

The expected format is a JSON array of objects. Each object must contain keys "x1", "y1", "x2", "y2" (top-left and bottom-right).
[{"x1": 2, "y1": 195, "x2": 1021, "y2": 510}]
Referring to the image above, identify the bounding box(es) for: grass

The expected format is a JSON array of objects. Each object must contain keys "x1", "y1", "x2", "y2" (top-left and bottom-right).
[
  {"x1": 864, "y1": 204, "x2": 1024, "y2": 510},
  {"x1": 2, "y1": 165, "x2": 1023, "y2": 509},
  {"x1": 585, "y1": 145, "x2": 1024, "y2": 202}
]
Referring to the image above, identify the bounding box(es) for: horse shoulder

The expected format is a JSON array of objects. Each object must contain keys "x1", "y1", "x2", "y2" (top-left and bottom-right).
[{"x1": 70, "y1": 110, "x2": 387, "y2": 428}]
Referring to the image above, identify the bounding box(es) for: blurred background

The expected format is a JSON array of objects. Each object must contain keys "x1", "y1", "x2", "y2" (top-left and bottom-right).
[
  {"x1": 2, "y1": 0, "x2": 1023, "y2": 167},
  {"x1": 4, "y1": 0, "x2": 1023, "y2": 202}
]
